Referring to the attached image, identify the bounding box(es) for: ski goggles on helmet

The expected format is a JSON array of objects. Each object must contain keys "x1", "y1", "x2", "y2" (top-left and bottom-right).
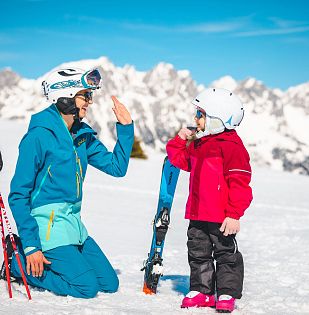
[
  {"x1": 195, "y1": 108, "x2": 206, "y2": 119},
  {"x1": 81, "y1": 69, "x2": 102, "y2": 89},
  {"x1": 75, "y1": 91, "x2": 93, "y2": 102}
]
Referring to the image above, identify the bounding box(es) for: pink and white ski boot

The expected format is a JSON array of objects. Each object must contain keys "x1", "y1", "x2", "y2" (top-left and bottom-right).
[
  {"x1": 181, "y1": 291, "x2": 215, "y2": 308},
  {"x1": 216, "y1": 295, "x2": 236, "y2": 313}
]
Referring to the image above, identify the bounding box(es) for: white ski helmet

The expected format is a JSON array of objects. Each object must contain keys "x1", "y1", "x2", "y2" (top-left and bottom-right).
[
  {"x1": 42, "y1": 68, "x2": 102, "y2": 103},
  {"x1": 191, "y1": 88, "x2": 244, "y2": 137}
]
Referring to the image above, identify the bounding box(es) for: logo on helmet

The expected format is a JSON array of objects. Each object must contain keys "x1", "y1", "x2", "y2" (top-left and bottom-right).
[
  {"x1": 50, "y1": 80, "x2": 83, "y2": 90},
  {"x1": 225, "y1": 115, "x2": 233, "y2": 126}
]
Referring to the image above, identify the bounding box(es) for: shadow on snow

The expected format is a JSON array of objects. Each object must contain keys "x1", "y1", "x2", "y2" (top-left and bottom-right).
[{"x1": 160, "y1": 275, "x2": 189, "y2": 295}]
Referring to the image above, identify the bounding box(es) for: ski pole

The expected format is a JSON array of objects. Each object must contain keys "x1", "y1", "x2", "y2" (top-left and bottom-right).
[
  {"x1": 0, "y1": 194, "x2": 32, "y2": 300},
  {"x1": 0, "y1": 205, "x2": 12, "y2": 298}
]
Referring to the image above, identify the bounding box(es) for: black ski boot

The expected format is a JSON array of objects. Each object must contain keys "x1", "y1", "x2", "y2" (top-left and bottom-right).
[{"x1": 0, "y1": 234, "x2": 22, "y2": 283}]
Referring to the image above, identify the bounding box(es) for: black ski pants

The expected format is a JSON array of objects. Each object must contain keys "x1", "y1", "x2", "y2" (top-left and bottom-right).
[{"x1": 187, "y1": 220, "x2": 244, "y2": 298}]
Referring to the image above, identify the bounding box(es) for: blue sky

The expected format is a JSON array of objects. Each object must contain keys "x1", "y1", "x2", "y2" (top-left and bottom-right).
[{"x1": 1, "y1": 0, "x2": 308, "y2": 89}]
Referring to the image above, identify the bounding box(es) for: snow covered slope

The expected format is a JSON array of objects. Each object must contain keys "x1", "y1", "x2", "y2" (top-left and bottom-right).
[
  {"x1": 0, "y1": 56, "x2": 308, "y2": 175},
  {"x1": 0, "y1": 119, "x2": 309, "y2": 314}
]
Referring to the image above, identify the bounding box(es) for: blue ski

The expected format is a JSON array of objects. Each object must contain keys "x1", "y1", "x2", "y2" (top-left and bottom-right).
[{"x1": 142, "y1": 156, "x2": 180, "y2": 294}]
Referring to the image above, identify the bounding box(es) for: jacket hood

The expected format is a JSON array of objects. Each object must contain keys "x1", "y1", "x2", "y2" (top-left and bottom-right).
[
  {"x1": 198, "y1": 130, "x2": 243, "y2": 146},
  {"x1": 28, "y1": 104, "x2": 96, "y2": 138}
]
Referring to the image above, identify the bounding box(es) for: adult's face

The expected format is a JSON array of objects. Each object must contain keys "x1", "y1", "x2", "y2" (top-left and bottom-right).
[{"x1": 74, "y1": 89, "x2": 93, "y2": 119}]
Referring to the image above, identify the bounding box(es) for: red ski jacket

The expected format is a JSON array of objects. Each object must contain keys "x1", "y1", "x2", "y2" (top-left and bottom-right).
[{"x1": 166, "y1": 130, "x2": 253, "y2": 222}]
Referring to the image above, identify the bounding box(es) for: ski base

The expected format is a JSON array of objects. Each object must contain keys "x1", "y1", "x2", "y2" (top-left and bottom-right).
[{"x1": 142, "y1": 157, "x2": 180, "y2": 294}]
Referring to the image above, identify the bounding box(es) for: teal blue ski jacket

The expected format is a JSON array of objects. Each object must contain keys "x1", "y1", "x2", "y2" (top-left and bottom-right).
[{"x1": 9, "y1": 104, "x2": 134, "y2": 254}]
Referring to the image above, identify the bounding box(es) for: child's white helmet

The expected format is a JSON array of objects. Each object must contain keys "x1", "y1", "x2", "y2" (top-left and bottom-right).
[
  {"x1": 191, "y1": 88, "x2": 244, "y2": 138},
  {"x1": 42, "y1": 68, "x2": 102, "y2": 103}
]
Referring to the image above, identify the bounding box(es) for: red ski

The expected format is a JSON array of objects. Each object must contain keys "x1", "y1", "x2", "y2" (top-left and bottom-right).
[{"x1": 0, "y1": 193, "x2": 32, "y2": 300}]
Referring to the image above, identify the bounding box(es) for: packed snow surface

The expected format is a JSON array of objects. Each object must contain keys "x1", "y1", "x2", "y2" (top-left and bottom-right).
[{"x1": 0, "y1": 120, "x2": 309, "y2": 315}]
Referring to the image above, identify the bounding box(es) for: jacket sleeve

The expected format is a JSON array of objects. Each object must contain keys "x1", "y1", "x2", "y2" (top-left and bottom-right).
[
  {"x1": 8, "y1": 131, "x2": 44, "y2": 253},
  {"x1": 166, "y1": 135, "x2": 191, "y2": 172},
  {"x1": 86, "y1": 122, "x2": 134, "y2": 177},
  {"x1": 222, "y1": 142, "x2": 253, "y2": 220}
]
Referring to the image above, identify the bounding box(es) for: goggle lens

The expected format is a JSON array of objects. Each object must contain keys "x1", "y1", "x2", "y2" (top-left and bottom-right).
[
  {"x1": 196, "y1": 109, "x2": 205, "y2": 119},
  {"x1": 86, "y1": 69, "x2": 101, "y2": 88}
]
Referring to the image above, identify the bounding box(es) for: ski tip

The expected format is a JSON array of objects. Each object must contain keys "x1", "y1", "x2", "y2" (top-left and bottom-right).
[{"x1": 142, "y1": 283, "x2": 155, "y2": 295}]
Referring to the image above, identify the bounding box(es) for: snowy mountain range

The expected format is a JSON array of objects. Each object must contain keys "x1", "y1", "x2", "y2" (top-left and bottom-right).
[{"x1": 0, "y1": 56, "x2": 308, "y2": 175}]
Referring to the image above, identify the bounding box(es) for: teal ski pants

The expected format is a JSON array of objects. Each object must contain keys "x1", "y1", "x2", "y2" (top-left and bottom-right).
[{"x1": 11, "y1": 236, "x2": 119, "y2": 298}]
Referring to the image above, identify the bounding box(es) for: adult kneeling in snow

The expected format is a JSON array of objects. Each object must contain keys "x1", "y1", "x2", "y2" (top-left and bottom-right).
[{"x1": 7, "y1": 68, "x2": 134, "y2": 298}]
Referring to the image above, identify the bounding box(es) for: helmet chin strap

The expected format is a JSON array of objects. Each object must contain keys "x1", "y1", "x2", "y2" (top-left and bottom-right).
[
  {"x1": 73, "y1": 107, "x2": 81, "y2": 122},
  {"x1": 71, "y1": 111, "x2": 82, "y2": 133},
  {"x1": 195, "y1": 129, "x2": 210, "y2": 139}
]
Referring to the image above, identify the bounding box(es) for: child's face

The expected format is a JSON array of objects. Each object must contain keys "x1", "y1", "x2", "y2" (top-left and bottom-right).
[{"x1": 195, "y1": 108, "x2": 206, "y2": 131}]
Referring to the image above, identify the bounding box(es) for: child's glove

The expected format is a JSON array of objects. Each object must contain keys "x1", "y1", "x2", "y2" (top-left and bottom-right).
[
  {"x1": 220, "y1": 217, "x2": 240, "y2": 236},
  {"x1": 178, "y1": 128, "x2": 193, "y2": 140}
]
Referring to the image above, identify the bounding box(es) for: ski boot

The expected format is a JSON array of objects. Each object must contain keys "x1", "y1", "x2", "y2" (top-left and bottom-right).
[
  {"x1": 216, "y1": 295, "x2": 236, "y2": 313},
  {"x1": 0, "y1": 234, "x2": 22, "y2": 283},
  {"x1": 181, "y1": 291, "x2": 216, "y2": 308}
]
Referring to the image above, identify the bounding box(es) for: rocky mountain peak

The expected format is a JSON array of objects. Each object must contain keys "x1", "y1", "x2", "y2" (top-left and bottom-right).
[
  {"x1": 0, "y1": 56, "x2": 308, "y2": 175},
  {"x1": 0, "y1": 68, "x2": 21, "y2": 87}
]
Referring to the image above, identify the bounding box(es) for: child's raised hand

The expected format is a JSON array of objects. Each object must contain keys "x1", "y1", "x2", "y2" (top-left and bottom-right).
[
  {"x1": 178, "y1": 128, "x2": 193, "y2": 140},
  {"x1": 220, "y1": 217, "x2": 240, "y2": 236}
]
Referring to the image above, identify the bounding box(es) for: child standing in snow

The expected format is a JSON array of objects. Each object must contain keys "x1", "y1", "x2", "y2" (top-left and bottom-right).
[{"x1": 166, "y1": 88, "x2": 253, "y2": 313}]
